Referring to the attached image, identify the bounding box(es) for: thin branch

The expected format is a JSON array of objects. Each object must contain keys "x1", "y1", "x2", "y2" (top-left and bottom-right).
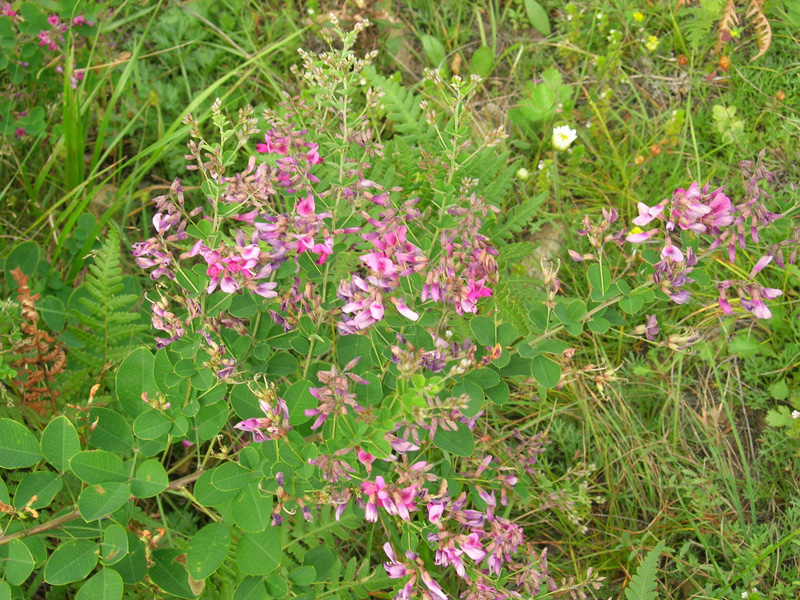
[{"x1": 0, "y1": 470, "x2": 205, "y2": 547}]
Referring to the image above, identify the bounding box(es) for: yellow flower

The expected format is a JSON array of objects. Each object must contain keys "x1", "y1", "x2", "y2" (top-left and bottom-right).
[
  {"x1": 633, "y1": 11, "x2": 644, "y2": 22},
  {"x1": 645, "y1": 35, "x2": 659, "y2": 52}
]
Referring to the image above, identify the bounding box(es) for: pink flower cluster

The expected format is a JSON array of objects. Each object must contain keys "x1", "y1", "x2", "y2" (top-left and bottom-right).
[
  {"x1": 422, "y1": 195, "x2": 499, "y2": 315},
  {"x1": 234, "y1": 397, "x2": 291, "y2": 442},
  {"x1": 183, "y1": 231, "x2": 278, "y2": 298},
  {"x1": 360, "y1": 476, "x2": 418, "y2": 522},
  {"x1": 625, "y1": 175, "x2": 784, "y2": 318}
]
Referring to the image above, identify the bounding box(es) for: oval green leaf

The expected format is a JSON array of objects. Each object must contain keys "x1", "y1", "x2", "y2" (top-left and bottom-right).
[
  {"x1": 186, "y1": 522, "x2": 231, "y2": 580},
  {"x1": 531, "y1": 355, "x2": 561, "y2": 389},
  {"x1": 44, "y1": 539, "x2": 99, "y2": 585},
  {"x1": 6, "y1": 538, "x2": 35, "y2": 585},
  {"x1": 70, "y1": 450, "x2": 128, "y2": 484},
  {"x1": 75, "y1": 568, "x2": 124, "y2": 600},
  {"x1": 236, "y1": 528, "x2": 282, "y2": 576},
  {"x1": 0, "y1": 418, "x2": 42, "y2": 468},
  {"x1": 131, "y1": 459, "x2": 168, "y2": 498},
  {"x1": 41, "y1": 415, "x2": 81, "y2": 471},
  {"x1": 89, "y1": 408, "x2": 134, "y2": 452},
  {"x1": 78, "y1": 482, "x2": 131, "y2": 522},
  {"x1": 116, "y1": 347, "x2": 158, "y2": 417},
  {"x1": 101, "y1": 523, "x2": 129, "y2": 565}
]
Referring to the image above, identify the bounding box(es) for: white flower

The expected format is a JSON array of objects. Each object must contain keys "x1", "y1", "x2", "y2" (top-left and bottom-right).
[
  {"x1": 552, "y1": 125, "x2": 578, "y2": 150},
  {"x1": 741, "y1": 593, "x2": 749, "y2": 599},
  {"x1": 792, "y1": 410, "x2": 800, "y2": 419}
]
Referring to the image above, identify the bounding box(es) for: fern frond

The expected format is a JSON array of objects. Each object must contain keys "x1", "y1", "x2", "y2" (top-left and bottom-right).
[
  {"x1": 485, "y1": 192, "x2": 547, "y2": 241},
  {"x1": 67, "y1": 227, "x2": 147, "y2": 375},
  {"x1": 624, "y1": 540, "x2": 666, "y2": 600},
  {"x1": 715, "y1": 0, "x2": 739, "y2": 53},
  {"x1": 747, "y1": 0, "x2": 771, "y2": 61},
  {"x1": 362, "y1": 67, "x2": 425, "y2": 139}
]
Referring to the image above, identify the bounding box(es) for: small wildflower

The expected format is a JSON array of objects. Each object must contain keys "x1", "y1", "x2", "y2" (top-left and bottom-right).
[
  {"x1": 645, "y1": 35, "x2": 659, "y2": 52},
  {"x1": 633, "y1": 11, "x2": 644, "y2": 22},
  {"x1": 792, "y1": 410, "x2": 800, "y2": 419},
  {"x1": 552, "y1": 125, "x2": 577, "y2": 151}
]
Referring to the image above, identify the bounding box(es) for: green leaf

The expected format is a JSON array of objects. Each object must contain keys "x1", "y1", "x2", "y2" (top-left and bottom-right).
[
  {"x1": 88, "y1": 408, "x2": 134, "y2": 453},
  {"x1": 212, "y1": 462, "x2": 251, "y2": 491},
  {"x1": 231, "y1": 385, "x2": 261, "y2": 420},
  {"x1": 553, "y1": 300, "x2": 586, "y2": 325},
  {"x1": 41, "y1": 415, "x2": 81, "y2": 471},
  {"x1": 78, "y1": 482, "x2": 131, "y2": 522},
  {"x1": 116, "y1": 347, "x2": 158, "y2": 417},
  {"x1": 485, "y1": 381, "x2": 510, "y2": 405},
  {"x1": 265, "y1": 574, "x2": 289, "y2": 598},
  {"x1": 150, "y1": 549, "x2": 201, "y2": 599},
  {"x1": 432, "y1": 422, "x2": 475, "y2": 457},
  {"x1": 75, "y1": 568, "x2": 124, "y2": 600},
  {"x1": 0, "y1": 418, "x2": 42, "y2": 468},
  {"x1": 101, "y1": 523, "x2": 129, "y2": 565},
  {"x1": 0, "y1": 582, "x2": 9, "y2": 600},
  {"x1": 587, "y1": 316, "x2": 611, "y2": 334},
  {"x1": 13, "y1": 472, "x2": 62, "y2": 509},
  {"x1": 284, "y1": 380, "x2": 317, "y2": 426},
  {"x1": 236, "y1": 528, "x2": 282, "y2": 576},
  {"x1": 70, "y1": 450, "x2": 128, "y2": 484},
  {"x1": 289, "y1": 566, "x2": 317, "y2": 586},
  {"x1": 194, "y1": 469, "x2": 239, "y2": 506},
  {"x1": 109, "y1": 532, "x2": 147, "y2": 584},
  {"x1": 531, "y1": 355, "x2": 561, "y2": 389},
  {"x1": 304, "y1": 546, "x2": 335, "y2": 581},
  {"x1": 420, "y1": 34, "x2": 446, "y2": 68},
  {"x1": 234, "y1": 577, "x2": 268, "y2": 600},
  {"x1": 470, "y1": 315, "x2": 495, "y2": 346},
  {"x1": 624, "y1": 540, "x2": 666, "y2": 600},
  {"x1": 588, "y1": 264, "x2": 613, "y2": 296},
  {"x1": 618, "y1": 295, "x2": 645, "y2": 315},
  {"x1": 131, "y1": 459, "x2": 169, "y2": 498},
  {"x1": 133, "y1": 409, "x2": 172, "y2": 440},
  {"x1": 770, "y1": 379, "x2": 789, "y2": 401},
  {"x1": 186, "y1": 522, "x2": 231, "y2": 580},
  {"x1": 39, "y1": 295, "x2": 67, "y2": 332},
  {"x1": 6, "y1": 539, "x2": 35, "y2": 585},
  {"x1": 4, "y1": 240, "x2": 40, "y2": 289},
  {"x1": 470, "y1": 46, "x2": 494, "y2": 77},
  {"x1": 194, "y1": 401, "x2": 228, "y2": 440},
  {"x1": 524, "y1": 0, "x2": 551, "y2": 35},
  {"x1": 232, "y1": 481, "x2": 273, "y2": 533},
  {"x1": 44, "y1": 539, "x2": 99, "y2": 585}
]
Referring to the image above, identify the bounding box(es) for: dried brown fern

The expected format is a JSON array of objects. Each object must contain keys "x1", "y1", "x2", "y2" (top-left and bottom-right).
[
  {"x1": 746, "y1": 0, "x2": 771, "y2": 61},
  {"x1": 10, "y1": 268, "x2": 66, "y2": 414},
  {"x1": 677, "y1": 0, "x2": 772, "y2": 60},
  {"x1": 715, "y1": 0, "x2": 740, "y2": 54}
]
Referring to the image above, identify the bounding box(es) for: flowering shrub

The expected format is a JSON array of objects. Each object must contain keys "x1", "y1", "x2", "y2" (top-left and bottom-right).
[
  {"x1": 0, "y1": 1, "x2": 97, "y2": 137},
  {"x1": 0, "y1": 14, "x2": 793, "y2": 600}
]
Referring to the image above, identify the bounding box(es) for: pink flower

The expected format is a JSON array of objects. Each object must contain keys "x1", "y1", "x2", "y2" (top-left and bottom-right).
[
  {"x1": 234, "y1": 398, "x2": 291, "y2": 442},
  {"x1": 461, "y1": 533, "x2": 486, "y2": 562},
  {"x1": 626, "y1": 228, "x2": 659, "y2": 243},
  {"x1": 390, "y1": 297, "x2": 419, "y2": 321},
  {"x1": 296, "y1": 193, "x2": 316, "y2": 217},
  {"x1": 427, "y1": 502, "x2": 445, "y2": 523},
  {"x1": 383, "y1": 543, "x2": 408, "y2": 579},
  {"x1": 47, "y1": 14, "x2": 60, "y2": 27},
  {"x1": 748, "y1": 254, "x2": 773, "y2": 278},
  {"x1": 661, "y1": 240, "x2": 684, "y2": 262},
  {"x1": 356, "y1": 448, "x2": 376, "y2": 473},
  {"x1": 632, "y1": 202, "x2": 665, "y2": 226}
]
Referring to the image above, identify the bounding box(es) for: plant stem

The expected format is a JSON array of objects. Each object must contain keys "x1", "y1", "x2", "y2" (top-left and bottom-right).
[{"x1": 0, "y1": 470, "x2": 205, "y2": 547}]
